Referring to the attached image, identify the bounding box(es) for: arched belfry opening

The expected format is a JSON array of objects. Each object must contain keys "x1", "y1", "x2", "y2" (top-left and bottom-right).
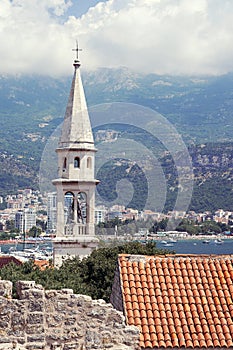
[
  {"x1": 64, "y1": 191, "x2": 75, "y2": 224},
  {"x1": 74, "y1": 157, "x2": 80, "y2": 168},
  {"x1": 77, "y1": 192, "x2": 87, "y2": 224},
  {"x1": 52, "y1": 47, "x2": 99, "y2": 266}
]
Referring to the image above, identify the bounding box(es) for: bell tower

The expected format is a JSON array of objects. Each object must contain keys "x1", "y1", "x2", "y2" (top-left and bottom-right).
[{"x1": 52, "y1": 48, "x2": 99, "y2": 266}]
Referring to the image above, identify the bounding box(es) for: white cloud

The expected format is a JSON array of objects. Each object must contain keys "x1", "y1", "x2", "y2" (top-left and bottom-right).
[
  {"x1": 0, "y1": 0, "x2": 73, "y2": 76},
  {"x1": 1, "y1": 0, "x2": 233, "y2": 76}
]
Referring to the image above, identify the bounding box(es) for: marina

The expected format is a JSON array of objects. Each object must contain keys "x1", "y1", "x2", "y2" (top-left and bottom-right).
[
  {"x1": 0, "y1": 237, "x2": 232, "y2": 262},
  {"x1": 0, "y1": 240, "x2": 53, "y2": 262}
]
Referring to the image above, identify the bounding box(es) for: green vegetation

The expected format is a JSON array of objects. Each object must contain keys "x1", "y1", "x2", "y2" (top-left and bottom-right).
[
  {"x1": 96, "y1": 217, "x2": 157, "y2": 236},
  {"x1": 0, "y1": 72, "x2": 233, "y2": 210},
  {"x1": 5, "y1": 220, "x2": 19, "y2": 233},
  {"x1": 175, "y1": 219, "x2": 229, "y2": 235},
  {"x1": 0, "y1": 241, "x2": 170, "y2": 301},
  {"x1": 28, "y1": 226, "x2": 42, "y2": 238},
  {"x1": 0, "y1": 231, "x2": 19, "y2": 240}
]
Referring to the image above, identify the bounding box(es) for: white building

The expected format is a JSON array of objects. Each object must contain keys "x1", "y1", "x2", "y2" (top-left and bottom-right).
[
  {"x1": 95, "y1": 206, "x2": 107, "y2": 224},
  {"x1": 47, "y1": 192, "x2": 57, "y2": 232},
  {"x1": 15, "y1": 208, "x2": 36, "y2": 233}
]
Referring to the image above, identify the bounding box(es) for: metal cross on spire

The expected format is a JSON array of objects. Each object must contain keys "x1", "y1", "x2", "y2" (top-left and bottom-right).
[{"x1": 72, "y1": 40, "x2": 82, "y2": 62}]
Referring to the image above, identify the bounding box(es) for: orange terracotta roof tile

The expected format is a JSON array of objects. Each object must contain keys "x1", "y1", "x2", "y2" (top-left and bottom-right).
[
  {"x1": 144, "y1": 340, "x2": 152, "y2": 348},
  {"x1": 116, "y1": 254, "x2": 233, "y2": 349}
]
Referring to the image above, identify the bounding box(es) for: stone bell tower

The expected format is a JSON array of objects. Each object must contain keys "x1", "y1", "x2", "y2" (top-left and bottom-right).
[{"x1": 52, "y1": 48, "x2": 99, "y2": 266}]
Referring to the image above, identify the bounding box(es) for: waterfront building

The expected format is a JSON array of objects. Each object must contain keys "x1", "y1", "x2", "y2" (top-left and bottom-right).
[
  {"x1": 15, "y1": 208, "x2": 36, "y2": 233},
  {"x1": 47, "y1": 192, "x2": 57, "y2": 232}
]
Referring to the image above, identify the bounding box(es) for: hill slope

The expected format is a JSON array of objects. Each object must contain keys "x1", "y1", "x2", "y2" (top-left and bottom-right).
[{"x1": 0, "y1": 68, "x2": 232, "y2": 211}]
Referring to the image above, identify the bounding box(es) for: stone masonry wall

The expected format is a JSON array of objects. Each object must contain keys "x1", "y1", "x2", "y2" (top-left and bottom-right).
[{"x1": 0, "y1": 280, "x2": 140, "y2": 350}]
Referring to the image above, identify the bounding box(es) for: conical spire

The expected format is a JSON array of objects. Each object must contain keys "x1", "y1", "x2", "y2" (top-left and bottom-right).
[{"x1": 59, "y1": 59, "x2": 95, "y2": 150}]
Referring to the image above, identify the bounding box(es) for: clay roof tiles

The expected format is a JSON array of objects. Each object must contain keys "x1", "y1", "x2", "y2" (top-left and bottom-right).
[
  {"x1": 118, "y1": 254, "x2": 233, "y2": 349},
  {"x1": 0, "y1": 255, "x2": 22, "y2": 267}
]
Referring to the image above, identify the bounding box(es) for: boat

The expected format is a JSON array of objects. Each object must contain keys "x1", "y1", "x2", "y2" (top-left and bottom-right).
[
  {"x1": 164, "y1": 243, "x2": 174, "y2": 247},
  {"x1": 160, "y1": 240, "x2": 167, "y2": 244},
  {"x1": 7, "y1": 245, "x2": 53, "y2": 262},
  {"x1": 202, "y1": 240, "x2": 210, "y2": 244},
  {"x1": 168, "y1": 238, "x2": 177, "y2": 243},
  {"x1": 214, "y1": 238, "x2": 224, "y2": 244}
]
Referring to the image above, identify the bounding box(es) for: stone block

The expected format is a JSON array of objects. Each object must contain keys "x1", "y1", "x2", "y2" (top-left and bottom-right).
[
  {"x1": 63, "y1": 343, "x2": 81, "y2": 350},
  {"x1": 8, "y1": 329, "x2": 25, "y2": 337},
  {"x1": 64, "y1": 317, "x2": 76, "y2": 326},
  {"x1": 46, "y1": 314, "x2": 64, "y2": 327},
  {"x1": 19, "y1": 289, "x2": 45, "y2": 301},
  {"x1": 26, "y1": 324, "x2": 45, "y2": 335},
  {"x1": 124, "y1": 326, "x2": 139, "y2": 335},
  {"x1": 26, "y1": 344, "x2": 45, "y2": 349},
  {"x1": 0, "y1": 337, "x2": 9, "y2": 343},
  {"x1": 0, "y1": 314, "x2": 10, "y2": 328},
  {"x1": 17, "y1": 281, "x2": 35, "y2": 291},
  {"x1": 28, "y1": 299, "x2": 44, "y2": 312},
  {"x1": 0, "y1": 297, "x2": 15, "y2": 315},
  {"x1": 27, "y1": 334, "x2": 46, "y2": 343},
  {"x1": 45, "y1": 290, "x2": 59, "y2": 299},
  {"x1": 60, "y1": 289, "x2": 73, "y2": 294},
  {"x1": 72, "y1": 294, "x2": 92, "y2": 307},
  {"x1": 0, "y1": 280, "x2": 12, "y2": 298},
  {"x1": 27, "y1": 313, "x2": 44, "y2": 325},
  {"x1": 106, "y1": 310, "x2": 125, "y2": 326},
  {"x1": 54, "y1": 301, "x2": 69, "y2": 312},
  {"x1": 0, "y1": 344, "x2": 11, "y2": 350},
  {"x1": 11, "y1": 312, "x2": 26, "y2": 327}
]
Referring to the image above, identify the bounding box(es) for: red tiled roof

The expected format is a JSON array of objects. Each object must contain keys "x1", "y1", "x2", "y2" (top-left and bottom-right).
[
  {"x1": 34, "y1": 259, "x2": 51, "y2": 270},
  {"x1": 118, "y1": 254, "x2": 233, "y2": 348},
  {"x1": 0, "y1": 256, "x2": 22, "y2": 268}
]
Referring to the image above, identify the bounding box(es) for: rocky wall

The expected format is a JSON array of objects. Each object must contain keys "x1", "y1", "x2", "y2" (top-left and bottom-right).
[{"x1": 0, "y1": 280, "x2": 140, "y2": 350}]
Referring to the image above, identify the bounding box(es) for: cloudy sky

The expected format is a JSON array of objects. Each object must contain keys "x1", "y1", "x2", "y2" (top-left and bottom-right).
[{"x1": 1, "y1": 0, "x2": 233, "y2": 76}]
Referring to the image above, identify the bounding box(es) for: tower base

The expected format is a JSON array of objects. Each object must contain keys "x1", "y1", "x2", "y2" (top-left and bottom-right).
[{"x1": 52, "y1": 236, "x2": 99, "y2": 267}]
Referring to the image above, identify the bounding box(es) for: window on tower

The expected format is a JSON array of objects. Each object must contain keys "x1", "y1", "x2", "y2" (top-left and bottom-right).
[
  {"x1": 74, "y1": 157, "x2": 80, "y2": 168},
  {"x1": 63, "y1": 157, "x2": 67, "y2": 171},
  {"x1": 87, "y1": 157, "x2": 92, "y2": 168}
]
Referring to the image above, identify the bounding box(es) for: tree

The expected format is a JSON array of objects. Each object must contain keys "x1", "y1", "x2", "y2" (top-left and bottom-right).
[
  {"x1": 5, "y1": 220, "x2": 17, "y2": 232},
  {"x1": 28, "y1": 226, "x2": 42, "y2": 238},
  {"x1": 200, "y1": 221, "x2": 222, "y2": 234},
  {"x1": 149, "y1": 219, "x2": 169, "y2": 233},
  {"x1": 36, "y1": 219, "x2": 47, "y2": 231},
  {"x1": 176, "y1": 219, "x2": 201, "y2": 235},
  {"x1": 0, "y1": 241, "x2": 170, "y2": 301},
  {"x1": 77, "y1": 241, "x2": 172, "y2": 301}
]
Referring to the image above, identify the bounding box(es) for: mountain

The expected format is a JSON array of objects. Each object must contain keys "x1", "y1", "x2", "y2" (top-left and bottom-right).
[{"x1": 0, "y1": 68, "x2": 232, "y2": 211}]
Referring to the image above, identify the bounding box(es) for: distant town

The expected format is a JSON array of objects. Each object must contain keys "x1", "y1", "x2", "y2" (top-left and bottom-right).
[{"x1": 0, "y1": 188, "x2": 232, "y2": 239}]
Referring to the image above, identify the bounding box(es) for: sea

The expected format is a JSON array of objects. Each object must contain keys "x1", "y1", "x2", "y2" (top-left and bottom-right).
[
  {"x1": 1, "y1": 238, "x2": 233, "y2": 256},
  {"x1": 156, "y1": 238, "x2": 233, "y2": 255},
  {"x1": 0, "y1": 241, "x2": 52, "y2": 254}
]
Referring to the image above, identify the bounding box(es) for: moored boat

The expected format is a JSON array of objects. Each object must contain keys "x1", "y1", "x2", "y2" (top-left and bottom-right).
[{"x1": 214, "y1": 238, "x2": 224, "y2": 244}]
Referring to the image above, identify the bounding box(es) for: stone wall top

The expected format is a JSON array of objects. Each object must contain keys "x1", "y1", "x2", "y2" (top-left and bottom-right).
[{"x1": 0, "y1": 280, "x2": 140, "y2": 350}]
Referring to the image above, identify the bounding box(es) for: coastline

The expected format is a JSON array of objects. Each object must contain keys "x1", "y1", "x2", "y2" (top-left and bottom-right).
[{"x1": 148, "y1": 234, "x2": 233, "y2": 241}]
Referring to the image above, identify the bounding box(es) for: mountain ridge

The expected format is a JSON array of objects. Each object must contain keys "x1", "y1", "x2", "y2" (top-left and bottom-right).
[{"x1": 0, "y1": 67, "x2": 232, "y2": 211}]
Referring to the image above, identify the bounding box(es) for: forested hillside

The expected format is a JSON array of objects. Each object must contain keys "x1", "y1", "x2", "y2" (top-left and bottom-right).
[{"x1": 0, "y1": 68, "x2": 232, "y2": 211}]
